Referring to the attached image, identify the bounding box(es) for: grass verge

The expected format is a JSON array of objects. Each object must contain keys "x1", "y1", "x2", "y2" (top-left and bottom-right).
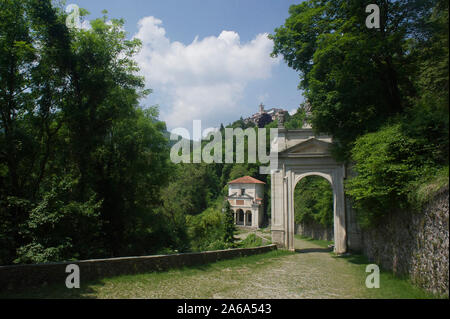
[{"x1": 334, "y1": 253, "x2": 438, "y2": 299}]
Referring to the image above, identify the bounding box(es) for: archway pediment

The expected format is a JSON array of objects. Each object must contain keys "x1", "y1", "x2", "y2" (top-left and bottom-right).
[{"x1": 280, "y1": 138, "x2": 331, "y2": 157}]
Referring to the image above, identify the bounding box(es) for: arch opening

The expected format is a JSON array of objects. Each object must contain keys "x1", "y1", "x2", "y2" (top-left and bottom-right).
[
  {"x1": 293, "y1": 174, "x2": 334, "y2": 244},
  {"x1": 236, "y1": 209, "x2": 244, "y2": 225}
]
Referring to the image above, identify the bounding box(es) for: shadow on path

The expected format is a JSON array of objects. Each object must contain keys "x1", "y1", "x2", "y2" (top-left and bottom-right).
[{"x1": 295, "y1": 247, "x2": 332, "y2": 254}]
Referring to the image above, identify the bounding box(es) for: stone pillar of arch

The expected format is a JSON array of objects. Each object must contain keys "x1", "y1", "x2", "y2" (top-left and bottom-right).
[{"x1": 270, "y1": 128, "x2": 348, "y2": 254}]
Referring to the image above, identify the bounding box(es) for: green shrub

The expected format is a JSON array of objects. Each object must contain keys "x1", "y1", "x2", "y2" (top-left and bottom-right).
[
  {"x1": 186, "y1": 199, "x2": 236, "y2": 252},
  {"x1": 14, "y1": 177, "x2": 103, "y2": 264},
  {"x1": 345, "y1": 123, "x2": 438, "y2": 227},
  {"x1": 408, "y1": 166, "x2": 449, "y2": 208},
  {"x1": 239, "y1": 234, "x2": 263, "y2": 248}
]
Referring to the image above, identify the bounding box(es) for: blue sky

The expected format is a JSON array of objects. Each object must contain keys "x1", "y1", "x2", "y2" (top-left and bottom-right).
[{"x1": 70, "y1": 0, "x2": 304, "y2": 131}]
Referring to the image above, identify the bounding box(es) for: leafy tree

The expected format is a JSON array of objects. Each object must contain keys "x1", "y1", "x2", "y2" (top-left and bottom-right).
[
  {"x1": 257, "y1": 113, "x2": 273, "y2": 128},
  {"x1": 272, "y1": 0, "x2": 448, "y2": 226},
  {"x1": 284, "y1": 107, "x2": 306, "y2": 129},
  {"x1": 0, "y1": 0, "x2": 75, "y2": 264},
  {"x1": 270, "y1": 0, "x2": 437, "y2": 159},
  {"x1": 0, "y1": 1, "x2": 172, "y2": 264},
  {"x1": 222, "y1": 201, "x2": 235, "y2": 245},
  {"x1": 344, "y1": 0, "x2": 448, "y2": 225}
]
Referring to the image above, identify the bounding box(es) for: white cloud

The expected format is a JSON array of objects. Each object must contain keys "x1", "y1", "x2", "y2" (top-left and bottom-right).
[
  {"x1": 133, "y1": 16, "x2": 280, "y2": 130},
  {"x1": 80, "y1": 20, "x2": 91, "y2": 30}
]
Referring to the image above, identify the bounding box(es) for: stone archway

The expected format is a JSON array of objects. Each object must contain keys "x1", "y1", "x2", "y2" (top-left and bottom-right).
[{"x1": 270, "y1": 127, "x2": 347, "y2": 254}]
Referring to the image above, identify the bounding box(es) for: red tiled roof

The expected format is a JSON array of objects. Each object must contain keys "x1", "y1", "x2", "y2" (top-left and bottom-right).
[{"x1": 228, "y1": 176, "x2": 265, "y2": 184}]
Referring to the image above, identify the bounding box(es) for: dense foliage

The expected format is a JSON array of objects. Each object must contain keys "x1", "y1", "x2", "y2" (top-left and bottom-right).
[
  {"x1": 271, "y1": 0, "x2": 449, "y2": 226},
  {"x1": 0, "y1": 0, "x2": 172, "y2": 264},
  {"x1": 294, "y1": 176, "x2": 333, "y2": 227}
]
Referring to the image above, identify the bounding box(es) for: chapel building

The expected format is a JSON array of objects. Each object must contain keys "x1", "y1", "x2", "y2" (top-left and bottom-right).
[{"x1": 226, "y1": 176, "x2": 265, "y2": 228}]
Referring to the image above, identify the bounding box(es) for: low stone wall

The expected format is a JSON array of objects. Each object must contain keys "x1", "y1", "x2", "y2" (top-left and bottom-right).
[
  {"x1": 295, "y1": 222, "x2": 333, "y2": 241},
  {"x1": 361, "y1": 187, "x2": 449, "y2": 296},
  {"x1": 0, "y1": 244, "x2": 277, "y2": 292}
]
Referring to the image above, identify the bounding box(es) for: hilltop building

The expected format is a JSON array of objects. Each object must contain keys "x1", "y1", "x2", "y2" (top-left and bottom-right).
[
  {"x1": 226, "y1": 176, "x2": 265, "y2": 228},
  {"x1": 244, "y1": 103, "x2": 287, "y2": 127}
]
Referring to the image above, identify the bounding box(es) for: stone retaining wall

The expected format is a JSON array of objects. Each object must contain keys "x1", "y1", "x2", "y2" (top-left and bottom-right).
[
  {"x1": 0, "y1": 245, "x2": 277, "y2": 292},
  {"x1": 361, "y1": 187, "x2": 449, "y2": 296},
  {"x1": 294, "y1": 222, "x2": 333, "y2": 241}
]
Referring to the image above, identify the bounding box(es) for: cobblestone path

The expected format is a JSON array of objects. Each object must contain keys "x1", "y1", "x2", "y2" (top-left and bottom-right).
[{"x1": 86, "y1": 236, "x2": 371, "y2": 299}]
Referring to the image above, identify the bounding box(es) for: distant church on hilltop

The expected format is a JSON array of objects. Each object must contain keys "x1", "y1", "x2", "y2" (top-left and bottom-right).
[
  {"x1": 244, "y1": 103, "x2": 287, "y2": 127},
  {"x1": 226, "y1": 176, "x2": 265, "y2": 228}
]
